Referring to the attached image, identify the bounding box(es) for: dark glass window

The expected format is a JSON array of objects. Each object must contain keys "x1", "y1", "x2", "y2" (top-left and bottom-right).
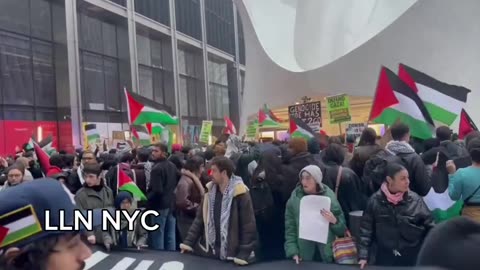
[
  {"x1": 0, "y1": 32, "x2": 34, "y2": 106},
  {"x1": 109, "y1": 0, "x2": 126, "y2": 7},
  {"x1": 0, "y1": 0, "x2": 30, "y2": 35},
  {"x1": 175, "y1": 0, "x2": 202, "y2": 40},
  {"x1": 135, "y1": 0, "x2": 170, "y2": 26},
  {"x1": 205, "y1": 0, "x2": 234, "y2": 54},
  {"x1": 33, "y1": 40, "x2": 56, "y2": 107},
  {"x1": 30, "y1": 0, "x2": 52, "y2": 40},
  {"x1": 136, "y1": 34, "x2": 175, "y2": 113},
  {"x1": 237, "y1": 12, "x2": 245, "y2": 65},
  {"x1": 178, "y1": 48, "x2": 205, "y2": 119},
  {"x1": 208, "y1": 59, "x2": 229, "y2": 120},
  {"x1": 79, "y1": 13, "x2": 123, "y2": 115}
]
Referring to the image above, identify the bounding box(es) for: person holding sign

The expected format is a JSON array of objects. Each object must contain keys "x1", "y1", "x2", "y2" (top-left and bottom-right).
[
  {"x1": 284, "y1": 165, "x2": 347, "y2": 264},
  {"x1": 358, "y1": 163, "x2": 434, "y2": 268}
]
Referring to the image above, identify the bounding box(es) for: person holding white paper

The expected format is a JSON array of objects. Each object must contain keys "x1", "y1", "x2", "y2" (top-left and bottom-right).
[{"x1": 284, "y1": 165, "x2": 347, "y2": 264}]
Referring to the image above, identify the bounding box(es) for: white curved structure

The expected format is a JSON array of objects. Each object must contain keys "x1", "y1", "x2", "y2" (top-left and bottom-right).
[{"x1": 237, "y1": 0, "x2": 480, "y2": 134}]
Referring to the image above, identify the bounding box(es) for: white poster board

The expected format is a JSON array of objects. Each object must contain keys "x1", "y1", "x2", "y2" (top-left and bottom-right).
[{"x1": 299, "y1": 195, "x2": 331, "y2": 244}]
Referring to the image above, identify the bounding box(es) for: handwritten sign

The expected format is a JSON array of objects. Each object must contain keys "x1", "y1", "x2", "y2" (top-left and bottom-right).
[
  {"x1": 346, "y1": 123, "x2": 367, "y2": 140},
  {"x1": 326, "y1": 94, "x2": 351, "y2": 124},
  {"x1": 199, "y1": 121, "x2": 213, "y2": 144},
  {"x1": 288, "y1": 101, "x2": 322, "y2": 132}
]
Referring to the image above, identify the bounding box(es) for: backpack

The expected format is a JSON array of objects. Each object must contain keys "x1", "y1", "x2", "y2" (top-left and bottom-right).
[
  {"x1": 362, "y1": 149, "x2": 406, "y2": 196},
  {"x1": 250, "y1": 171, "x2": 275, "y2": 225}
]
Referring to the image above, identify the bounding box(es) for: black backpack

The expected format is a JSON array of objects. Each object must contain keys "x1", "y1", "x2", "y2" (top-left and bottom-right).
[
  {"x1": 362, "y1": 149, "x2": 406, "y2": 196},
  {"x1": 250, "y1": 172, "x2": 275, "y2": 225}
]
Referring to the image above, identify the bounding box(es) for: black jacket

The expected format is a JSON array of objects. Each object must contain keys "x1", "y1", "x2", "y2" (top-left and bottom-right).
[
  {"x1": 281, "y1": 152, "x2": 323, "y2": 204},
  {"x1": 350, "y1": 144, "x2": 382, "y2": 177},
  {"x1": 148, "y1": 158, "x2": 179, "y2": 210},
  {"x1": 440, "y1": 140, "x2": 469, "y2": 159},
  {"x1": 358, "y1": 190, "x2": 434, "y2": 260},
  {"x1": 397, "y1": 152, "x2": 431, "y2": 197},
  {"x1": 322, "y1": 163, "x2": 368, "y2": 218}
]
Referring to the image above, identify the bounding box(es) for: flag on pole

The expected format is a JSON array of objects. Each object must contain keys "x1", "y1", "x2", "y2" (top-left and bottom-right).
[
  {"x1": 398, "y1": 64, "x2": 471, "y2": 126},
  {"x1": 224, "y1": 116, "x2": 237, "y2": 135},
  {"x1": 117, "y1": 167, "x2": 147, "y2": 201},
  {"x1": 125, "y1": 88, "x2": 178, "y2": 125},
  {"x1": 258, "y1": 109, "x2": 281, "y2": 128},
  {"x1": 84, "y1": 124, "x2": 100, "y2": 145},
  {"x1": 264, "y1": 104, "x2": 284, "y2": 122},
  {"x1": 290, "y1": 116, "x2": 315, "y2": 139},
  {"x1": 131, "y1": 125, "x2": 151, "y2": 146},
  {"x1": 458, "y1": 109, "x2": 478, "y2": 139},
  {"x1": 370, "y1": 67, "x2": 434, "y2": 140}
]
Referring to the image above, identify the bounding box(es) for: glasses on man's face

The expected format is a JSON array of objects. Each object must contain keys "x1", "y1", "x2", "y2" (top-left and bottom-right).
[{"x1": 8, "y1": 174, "x2": 22, "y2": 178}]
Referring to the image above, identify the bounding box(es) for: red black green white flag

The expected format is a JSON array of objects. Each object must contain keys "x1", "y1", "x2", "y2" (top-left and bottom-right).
[
  {"x1": 117, "y1": 166, "x2": 147, "y2": 201},
  {"x1": 370, "y1": 67, "x2": 434, "y2": 140},
  {"x1": 459, "y1": 109, "x2": 478, "y2": 139},
  {"x1": 290, "y1": 116, "x2": 315, "y2": 139},
  {"x1": 125, "y1": 88, "x2": 178, "y2": 125},
  {"x1": 398, "y1": 63, "x2": 471, "y2": 126}
]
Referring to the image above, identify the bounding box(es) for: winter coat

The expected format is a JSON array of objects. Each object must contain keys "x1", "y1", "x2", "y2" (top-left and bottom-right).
[
  {"x1": 103, "y1": 209, "x2": 148, "y2": 248},
  {"x1": 148, "y1": 158, "x2": 179, "y2": 210},
  {"x1": 322, "y1": 162, "x2": 368, "y2": 219},
  {"x1": 284, "y1": 185, "x2": 347, "y2": 263},
  {"x1": 180, "y1": 181, "x2": 257, "y2": 263},
  {"x1": 74, "y1": 185, "x2": 114, "y2": 244},
  {"x1": 440, "y1": 140, "x2": 469, "y2": 159},
  {"x1": 385, "y1": 141, "x2": 431, "y2": 196},
  {"x1": 175, "y1": 173, "x2": 205, "y2": 241},
  {"x1": 358, "y1": 190, "x2": 434, "y2": 260},
  {"x1": 350, "y1": 144, "x2": 382, "y2": 177}
]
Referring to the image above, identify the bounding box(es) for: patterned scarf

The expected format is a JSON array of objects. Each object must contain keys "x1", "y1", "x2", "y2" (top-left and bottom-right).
[
  {"x1": 207, "y1": 176, "x2": 243, "y2": 260},
  {"x1": 385, "y1": 140, "x2": 416, "y2": 155},
  {"x1": 381, "y1": 182, "x2": 405, "y2": 205}
]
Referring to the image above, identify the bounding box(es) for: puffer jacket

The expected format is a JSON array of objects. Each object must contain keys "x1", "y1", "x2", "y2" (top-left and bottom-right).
[
  {"x1": 180, "y1": 178, "x2": 257, "y2": 264},
  {"x1": 284, "y1": 184, "x2": 347, "y2": 263},
  {"x1": 358, "y1": 190, "x2": 434, "y2": 260}
]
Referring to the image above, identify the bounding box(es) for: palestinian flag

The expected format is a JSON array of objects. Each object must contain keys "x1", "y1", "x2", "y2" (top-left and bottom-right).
[
  {"x1": 398, "y1": 64, "x2": 471, "y2": 126},
  {"x1": 290, "y1": 116, "x2": 315, "y2": 139},
  {"x1": 264, "y1": 104, "x2": 284, "y2": 123},
  {"x1": 125, "y1": 89, "x2": 178, "y2": 125},
  {"x1": 0, "y1": 205, "x2": 42, "y2": 248},
  {"x1": 117, "y1": 167, "x2": 147, "y2": 201},
  {"x1": 224, "y1": 115, "x2": 237, "y2": 135},
  {"x1": 131, "y1": 125, "x2": 151, "y2": 146},
  {"x1": 259, "y1": 109, "x2": 281, "y2": 128},
  {"x1": 423, "y1": 188, "x2": 463, "y2": 223},
  {"x1": 84, "y1": 124, "x2": 100, "y2": 144},
  {"x1": 370, "y1": 67, "x2": 434, "y2": 140},
  {"x1": 459, "y1": 109, "x2": 478, "y2": 139},
  {"x1": 33, "y1": 142, "x2": 51, "y2": 174}
]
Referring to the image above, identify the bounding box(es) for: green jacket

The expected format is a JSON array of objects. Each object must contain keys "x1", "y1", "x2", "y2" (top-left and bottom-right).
[{"x1": 284, "y1": 184, "x2": 347, "y2": 263}]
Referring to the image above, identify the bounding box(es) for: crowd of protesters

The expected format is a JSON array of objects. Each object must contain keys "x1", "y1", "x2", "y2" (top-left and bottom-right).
[{"x1": 2, "y1": 121, "x2": 480, "y2": 269}]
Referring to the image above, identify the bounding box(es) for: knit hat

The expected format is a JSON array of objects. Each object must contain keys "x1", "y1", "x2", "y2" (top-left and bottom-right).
[
  {"x1": 115, "y1": 191, "x2": 133, "y2": 209},
  {"x1": 299, "y1": 165, "x2": 323, "y2": 186},
  {"x1": 417, "y1": 216, "x2": 480, "y2": 270}
]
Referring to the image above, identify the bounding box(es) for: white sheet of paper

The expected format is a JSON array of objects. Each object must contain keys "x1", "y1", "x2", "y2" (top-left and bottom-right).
[{"x1": 299, "y1": 195, "x2": 332, "y2": 244}]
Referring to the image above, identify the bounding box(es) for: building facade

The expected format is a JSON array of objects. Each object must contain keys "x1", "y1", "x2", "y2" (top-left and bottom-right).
[{"x1": 0, "y1": 0, "x2": 246, "y2": 154}]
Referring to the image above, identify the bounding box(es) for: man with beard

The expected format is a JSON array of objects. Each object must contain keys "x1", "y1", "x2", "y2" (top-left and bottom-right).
[{"x1": 0, "y1": 179, "x2": 103, "y2": 270}]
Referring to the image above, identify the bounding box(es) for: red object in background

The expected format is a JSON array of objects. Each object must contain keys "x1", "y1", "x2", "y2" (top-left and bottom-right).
[{"x1": 0, "y1": 120, "x2": 73, "y2": 156}]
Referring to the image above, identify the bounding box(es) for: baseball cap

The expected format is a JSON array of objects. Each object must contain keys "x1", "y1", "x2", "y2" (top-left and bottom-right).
[{"x1": 0, "y1": 179, "x2": 104, "y2": 251}]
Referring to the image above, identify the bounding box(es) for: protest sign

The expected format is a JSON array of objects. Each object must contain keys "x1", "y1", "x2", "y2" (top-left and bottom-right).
[
  {"x1": 299, "y1": 195, "x2": 331, "y2": 244},
  {"x1": 346, "y1": 123, "x2": 367, "y2": 140},
  {"x1": 326, "y1": 94, "x2": 351, "y2": 124},
  {"x1": 199, "y1": 121, "x2": 213, "y2": 144},
  {"x1": 288, "y1": 101, "x2": 322, "y2": 132}
]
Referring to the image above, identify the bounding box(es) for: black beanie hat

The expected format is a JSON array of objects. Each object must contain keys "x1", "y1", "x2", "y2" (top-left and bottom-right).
[{"x1": 417, "y1": 217, "x2": 480, "y2": 270}]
